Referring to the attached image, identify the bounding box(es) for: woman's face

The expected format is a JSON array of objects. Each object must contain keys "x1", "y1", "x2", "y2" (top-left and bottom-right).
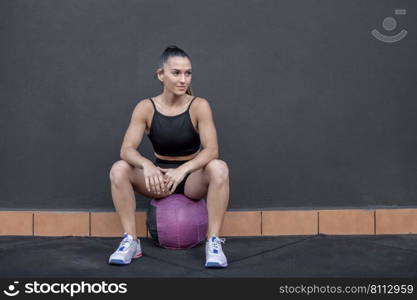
[{"x1": 158, "y1": 56, "x2": 192, "y2": 96}]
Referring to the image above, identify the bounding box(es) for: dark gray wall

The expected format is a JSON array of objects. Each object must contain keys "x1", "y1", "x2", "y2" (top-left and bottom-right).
[{"x1": 1, "y1": 0, "x2": 416, "y2": 210}]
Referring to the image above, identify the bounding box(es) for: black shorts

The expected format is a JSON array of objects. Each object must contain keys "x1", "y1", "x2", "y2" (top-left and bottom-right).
[{"x1": 153, "y1": 158, "x2": 192, "y2": 195}]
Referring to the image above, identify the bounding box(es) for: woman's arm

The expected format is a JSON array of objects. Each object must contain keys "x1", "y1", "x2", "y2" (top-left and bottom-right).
[
  {"x1": 120, "y1": 100, "x2": 154, "y2": 169},
  {"x1": 179, "y1": 98, "x2": 219, "y2": 174}
]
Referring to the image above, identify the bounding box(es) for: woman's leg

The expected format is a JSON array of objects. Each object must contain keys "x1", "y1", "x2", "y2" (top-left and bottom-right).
[
  {"x1": 184, "y1": 159, "x2": 230, "y2": 238},
  {"x1": 109, "y1": 160, "x2": 171, "y2": 239}
]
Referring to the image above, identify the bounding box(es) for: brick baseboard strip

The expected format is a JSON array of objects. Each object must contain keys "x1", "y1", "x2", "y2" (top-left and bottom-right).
[{"x1": 1, "y1": 209, "x2": 417, "y2": 237}]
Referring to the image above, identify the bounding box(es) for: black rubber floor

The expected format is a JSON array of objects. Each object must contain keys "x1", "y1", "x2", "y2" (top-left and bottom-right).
[{"x1": 1, "y1": 235, "x2": 417, "y2": 278}]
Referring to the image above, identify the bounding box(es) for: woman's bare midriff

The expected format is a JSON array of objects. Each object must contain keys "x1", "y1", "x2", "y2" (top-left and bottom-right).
[{"x1": 154, "y1": 150, "x2": 200, "y2": 161}]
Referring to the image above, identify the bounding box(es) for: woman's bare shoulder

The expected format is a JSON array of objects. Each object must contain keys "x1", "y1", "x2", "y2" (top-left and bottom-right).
[
  {"x1": 136, "y1": 97, "x2": 153, "y2": 107},
  {"x1": 135, "y1": 98, "x2": 154, "y2": 110},
  {"x1": 191, "y1": 97, "x2": 215, "y2": 124},
  {"x1": 193, "y1": 96, "x2": 210, "y2": 107},
  {"x1": 193, "y1": 96, "x2": 212, "y2": 111},
  {"x1": 130, "y1": 98, "x2": 153, "y2": 120}
]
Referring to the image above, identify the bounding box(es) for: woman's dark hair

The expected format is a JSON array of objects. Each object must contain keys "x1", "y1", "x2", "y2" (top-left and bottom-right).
[{"x1": 155, "y1": 45, "x2": 193, "y2": 95}]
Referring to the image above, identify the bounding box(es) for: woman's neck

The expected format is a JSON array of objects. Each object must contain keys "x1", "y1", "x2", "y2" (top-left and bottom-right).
[{"x1": 158, "y1": 92, "x2": 189, "y2": 107}]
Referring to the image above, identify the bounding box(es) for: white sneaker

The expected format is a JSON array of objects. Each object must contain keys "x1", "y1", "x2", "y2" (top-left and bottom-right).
[
  {"x1": 205, "y1": 236, "x2": 228, "y2": 268},
  {"x1": 108, "y1": 233, "x2": 142, "y2": 265}
]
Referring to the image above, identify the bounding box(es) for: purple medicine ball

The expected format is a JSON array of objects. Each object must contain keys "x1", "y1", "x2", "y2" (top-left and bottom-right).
[{"x1": 146, "y1": 194, "x2": 208, "y2": 249}]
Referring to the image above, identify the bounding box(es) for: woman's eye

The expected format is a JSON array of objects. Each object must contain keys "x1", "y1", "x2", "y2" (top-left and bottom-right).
[{"x1": 172, "y1": 71, "x2": 191, "y2": 75}]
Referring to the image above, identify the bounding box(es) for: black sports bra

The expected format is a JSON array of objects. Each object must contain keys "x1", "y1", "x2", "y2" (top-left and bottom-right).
[{"x1": 147, "y1": 97, "x2": 201, "y2": 156}]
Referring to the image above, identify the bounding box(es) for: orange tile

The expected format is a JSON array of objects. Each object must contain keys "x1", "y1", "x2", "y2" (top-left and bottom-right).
[
  {"x1": 219, "y1": 211, "x2": 261, "y2": 236},
  {"x1": 135, "y1": 212, "x2": 148, "y2": 237},
  {"x1": 90, "y1": 212, "x2": 147, "y2": 237},
  {"x1": 34, "y1": 212, "x2": 89, "y2": 236},
  {"x1": 262, "y1": 210, "x2": 318, "y2": 235},
  {"x1": 0, "y1": 211, "x2": 33, "y2": 236},
  {"x1": 4, "y1": 208, "x2": 416, "y2": 237},
  {"x1": 376, "y1": 209, "x2": 417, "y2": 234},
  {"x1": 319, "y1": 210, "x2": 375, "y2": 235},
  {"x1": 90, "y1": 212, "x2": 122, "y2": 237}
]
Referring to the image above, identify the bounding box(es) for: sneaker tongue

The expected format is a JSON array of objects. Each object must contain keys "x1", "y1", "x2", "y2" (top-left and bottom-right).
[{"x1": 123, "y1": 233, "x2": 134, "y2": 241}]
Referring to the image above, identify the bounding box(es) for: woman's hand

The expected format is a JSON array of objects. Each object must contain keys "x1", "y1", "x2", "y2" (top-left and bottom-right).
[
  {"x1": 142, "y1": 162, "x2": 166, "y2": 194},
  {"x1": 157, "y1": 166, "x2": 188, "y2": 195}
]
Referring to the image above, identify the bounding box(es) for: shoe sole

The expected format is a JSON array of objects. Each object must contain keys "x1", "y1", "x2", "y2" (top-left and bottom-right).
[
  {"x1": 109, "y1": 253, "x2": 142, "y2": 265},
  {"x1": 109, "y1": 259, "x2": 129, "y2": 265},
  {"x1": 205, "y1": 262, "x2": 228, "y2": 268}
]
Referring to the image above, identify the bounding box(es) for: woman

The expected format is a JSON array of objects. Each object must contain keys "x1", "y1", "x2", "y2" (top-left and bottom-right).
[{"x1": 108, "y1": 45, "x2": 230, "y2": 268}]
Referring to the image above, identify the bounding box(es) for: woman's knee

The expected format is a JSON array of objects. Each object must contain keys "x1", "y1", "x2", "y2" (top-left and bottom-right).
[
  {"x1": 109, "y1": 160, "x2": 133, "y2": 186},
  {"x1": 205, "y1": 159, "x2": 229, "y2": 183}
]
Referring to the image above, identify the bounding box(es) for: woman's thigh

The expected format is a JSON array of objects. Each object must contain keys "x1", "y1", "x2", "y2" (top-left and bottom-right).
[{"x1": 111, "y1": 160, "x2": 171, "y2": 199}]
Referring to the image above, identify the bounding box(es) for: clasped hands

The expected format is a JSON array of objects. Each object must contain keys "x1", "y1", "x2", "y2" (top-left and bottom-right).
[{"x1": 144, "y1": 163, "x2": 188, "y2": 195}]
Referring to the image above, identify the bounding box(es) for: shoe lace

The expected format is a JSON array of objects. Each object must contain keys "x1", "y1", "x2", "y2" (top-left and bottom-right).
[
  {"x1": 118, "y1": 237, "x2": 133, "y2": 251},
  {"x1": 210, "y1": 237, "x2": 226, "y2": 252}
]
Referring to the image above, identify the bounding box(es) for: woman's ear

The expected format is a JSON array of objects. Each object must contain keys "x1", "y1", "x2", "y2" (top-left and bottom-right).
[{"x1": 156, "y1": 68, "x2": 164, "y2": 83}]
